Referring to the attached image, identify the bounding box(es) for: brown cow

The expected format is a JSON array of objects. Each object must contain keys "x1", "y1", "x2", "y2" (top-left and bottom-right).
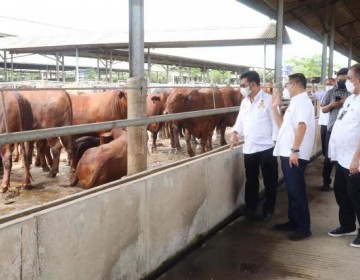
[
  {"x1": 19, "y1": 90, "x2": 76, "y2": 178},
  {"x1": 146, "y1": 89, "x2": 170, "y2": 152},
  {"x1": 217, "y1": 86, "x2": 243, "y2": 145},
  {"x1": 164, "y1": 87, "x2": 225, "y2": 157},
  {"x1": 0, "y1": 91, "x2": 34, "y2": 193},
  {"x1": 70, "y1": 89, "x2": 127, "y2": 147},
  {"x1": 70, "y1": 128, "x2": 127, "y2": 189}
]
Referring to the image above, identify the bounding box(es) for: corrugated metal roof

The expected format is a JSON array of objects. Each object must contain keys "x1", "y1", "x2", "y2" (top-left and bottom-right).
[
  {"x1": 0, "y1": 23, "x2": 290, "y2": 53},
  {"x1": 237, "y1": 0, "x2": 360, "y2": 62}
]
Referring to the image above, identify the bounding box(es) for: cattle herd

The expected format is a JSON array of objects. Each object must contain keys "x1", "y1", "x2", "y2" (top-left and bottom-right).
[{"x1": 0, "y1": 85, "x2": 242, "y2": 195}]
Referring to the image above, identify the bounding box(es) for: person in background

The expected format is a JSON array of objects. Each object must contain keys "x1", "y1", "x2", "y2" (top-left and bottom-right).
[
  {"x1": 311, "y1": 78, "x2": 336, "y2": 191},
  {"x1": 327, "y1": 64, "x2": 360, "y2": 248},
  {"x1": 320, "y1": 68, "x2": 351, "y2": 191},
  {"x1": 272, "y1": 73, "x2": 315, "y2": 241},
  {"x1": 230, "y1": 70, "x2": 278, "y2": 222}
]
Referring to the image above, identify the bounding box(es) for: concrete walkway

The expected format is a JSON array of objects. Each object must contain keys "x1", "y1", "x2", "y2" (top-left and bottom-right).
[{"x1": 157, "y1": 156, "x2": 360, "y2": 280}]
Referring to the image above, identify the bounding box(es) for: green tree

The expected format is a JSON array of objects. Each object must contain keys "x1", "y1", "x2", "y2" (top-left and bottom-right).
[{"x1": 285, "y1": 54, "x2": 340, "y2": 80}]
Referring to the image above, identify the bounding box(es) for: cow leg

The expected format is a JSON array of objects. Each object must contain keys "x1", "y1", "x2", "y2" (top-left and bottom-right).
[
  {"x1": 36, "y1": 140, "x2": 51, "y2": 172},
  {"x1": 1, "y1": 144, "x2": 13, "y2": 193},
  {"x1": 60, "y1": 135, "x2": 76, "y2": 180},
  {"x1": 13, "y1": 142, "x2": 20, "y2": 162},
  {"x1": 184, "y1": 129, "x2": 195, "y2": 157},
  {"x1": 219, "y1": 126, "x2": 227, "y2": 146},
  {"x1": 20, "y1": 141, "x2": 33, "y2": 190},
  {"x1": 151, "y1": 131, "x2": 157, "y2": 153},
  {"x1": 47, "y1": 138, "x2": 62, "y2": 178},
  {"x1": 172, "y1": 125, "x2": 182, "y2": 150}
]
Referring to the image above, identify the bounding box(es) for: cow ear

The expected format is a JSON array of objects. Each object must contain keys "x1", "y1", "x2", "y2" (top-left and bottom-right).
[{"x1": 151, "y1": 96, "x2": 160, "y2": 104}]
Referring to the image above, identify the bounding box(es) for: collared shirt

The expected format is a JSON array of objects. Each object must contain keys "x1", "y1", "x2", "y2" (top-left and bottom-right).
[
  {"x1": 328, "y1": 94, "x2": 360, "y2": 169},
  {"x1": 273, "y1": 92, "x2": 315, "y2": 161},
  {"x1": 312, "y1": 89, "x2": 329, "y2": 126},
  {"x1": 232, "y1": 89, "x2": 278, "y2": 154},
  {"x1": 320, "y1": 87, "x2": 351, "y2": 131}
]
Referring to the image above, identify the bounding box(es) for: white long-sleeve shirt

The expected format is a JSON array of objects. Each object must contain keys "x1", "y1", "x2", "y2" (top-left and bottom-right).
[
  {"x1": 232, "y1": 90, "x2": 278, "y2": 154},
  {"x1": 328, "y1": 94, "x2": 360, "y2": 169}
]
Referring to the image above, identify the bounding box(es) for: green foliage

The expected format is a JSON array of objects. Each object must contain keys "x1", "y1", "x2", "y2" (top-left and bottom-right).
[
  {"x1": 285, "y1": 54, "x2": 341, "y2": 80},
  {"x1": 209, "y1": 69, "x2": 232, "y2": 84}
]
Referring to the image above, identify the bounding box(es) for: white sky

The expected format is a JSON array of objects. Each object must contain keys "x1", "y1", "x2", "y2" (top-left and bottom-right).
[{"x1": 0, "y1": 0, "x2": 352, "y2": 69}]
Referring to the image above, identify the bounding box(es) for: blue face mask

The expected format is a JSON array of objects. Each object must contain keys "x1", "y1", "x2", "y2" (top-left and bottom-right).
[{"x1": 337, "y1": 80, "x2": 347, "y2": 89}]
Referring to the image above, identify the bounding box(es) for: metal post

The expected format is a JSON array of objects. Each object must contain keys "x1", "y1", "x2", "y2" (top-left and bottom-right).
[
  {"x1": 321, "y1": 33, "x2": 328, "y2": 83},
  {"x1": 10, "y1": 53, "x2": 14, "y2": 82},
  {"x1": 56, "y1": 52, "x2": 60, "y2": 82},
  {"x1": 97, "y1": 55, "x2": 100, "y2": 82},
  {"x1": 263, "y1": 42, "x2": 267, "y2": 84},
  {"x1": 147, "y1": 47, "x2": 151, "y2": 83},
  {"x1": 109, "y1": 50, "x2": 113, "y2": 83},
  {"x1": 4, "y1": 51, "x2": 7, "y2": 82},
  {"x1": 328, "y1": 7, "x2": 335, "y2": 77},
  {"x1": 62, "y1": 55, "x2": 65, "y2": 83},
  {"x1": 166, "y1": 64, "x2": 169, "y2": 84},
  {"x1": 128, "y1": 0, "x2": 147, "y2": 175},
  {"x1": 75, "y1": 48, "x2": 79, "y2": 83},
  {"x1": 274, "y1": 0, "x2": 284, "y2": 83}
]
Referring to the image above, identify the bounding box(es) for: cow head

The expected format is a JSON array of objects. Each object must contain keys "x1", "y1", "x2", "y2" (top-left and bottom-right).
[{"x1": 151, "y1": 95, "x2": 161, "y2": 104}]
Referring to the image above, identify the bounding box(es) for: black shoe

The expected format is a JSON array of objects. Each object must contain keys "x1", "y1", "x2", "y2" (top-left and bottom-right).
[
  {"x1": 289, "y1": 230, "x2": 312, "y2": 241},
  {"x1": 259, "y1": 212, "x2": 272, "y2": 222},
  {"x1": 350, "y1": 232, "x2": 360, "y2": 248},
  {"x1": 321, "y1": 185, "x2": 331, "y2": 191},
  {"x1": 328, "y1": 226, "x2": 357, "y2": 237},
  {"x1": 274, "y1": 221, "x2": 296, "y2": 231}
]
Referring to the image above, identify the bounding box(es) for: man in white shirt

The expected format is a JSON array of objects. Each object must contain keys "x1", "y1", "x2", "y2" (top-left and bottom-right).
[
  {"x1": 327, "y1": 64, "x2": 360, "y2": 248},
  {"x1": 272, "y1": 73, "x2": 315, "y2": 241},
  {"x1": 230, "y1": 71, "x2": 278, "y2": 222}
]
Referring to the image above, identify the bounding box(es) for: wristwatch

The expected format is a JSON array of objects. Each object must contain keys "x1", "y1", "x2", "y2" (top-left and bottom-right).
[{"x1": 291, "y1": 148, "x2": 300, "y2": 153}]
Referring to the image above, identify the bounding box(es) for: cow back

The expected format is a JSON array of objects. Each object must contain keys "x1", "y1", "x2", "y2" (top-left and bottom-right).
[{"x1": 71, "y1": 89, "x2": 127, "y2": 125}]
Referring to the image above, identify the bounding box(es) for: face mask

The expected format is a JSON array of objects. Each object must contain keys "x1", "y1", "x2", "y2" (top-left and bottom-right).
[
  {"x1": 282, "y1": 88, "x2": 290, "y2": 99},
  {"x1": 325, "y1": 85, "x2": 334, "y2": 92},
  {"x1": 240, "y1": 86, "x2": 251, "y2": 98},
  {"x1": 337, "y1": 80, "x2": 346, "y2": 89},
  {"x1": 346, "y1": 80, "x2": 355, "y2": 93}
]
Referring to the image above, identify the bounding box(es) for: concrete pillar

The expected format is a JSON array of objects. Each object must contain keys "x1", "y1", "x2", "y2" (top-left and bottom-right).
[
  {"x1": 321, "y1": 33, "x2": 328, "y2": 84},
  {"x1": 128, "y1": 0, "x2": 147, "y2": 175},
  {"x1": 274, "y1": 0, "x2": 284, "y2": 83}
]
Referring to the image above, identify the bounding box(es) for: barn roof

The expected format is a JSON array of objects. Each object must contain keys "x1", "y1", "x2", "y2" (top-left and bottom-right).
[
  {"x1": 237, "y1": 0, "x2": 360, "y2": 62},
  {"x1": 0, "y1": 23, "x2": 290, "y2": 54}
]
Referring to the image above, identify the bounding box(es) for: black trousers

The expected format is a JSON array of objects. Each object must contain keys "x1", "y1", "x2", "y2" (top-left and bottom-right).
[
  {"x1": 244, "y1": 147, "x2": 278, "y2": 214},
  {"x1": 322, "y1": 130, "x2": 334, "y2": 186},
  {"x1": 320, "y1": 125, "x2": 327, "y2": 157},
  {"x1": 334, "y1": 162, "x2": 360, "y2": 231}
]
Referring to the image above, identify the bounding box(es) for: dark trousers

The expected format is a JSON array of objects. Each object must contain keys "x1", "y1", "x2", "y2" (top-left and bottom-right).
[
  {"x1": 281, "y1": 157, "x2": 311, "y2": 232},
  {"x1": 320, "y1": 125, "x2": 327, "y2": 157},
  {"x1": 333, "y1": 162, "x2": 360, "y2": 231},
  {"x1": 244, "y1": 147, "x2": 278, "y2": 214},
  {"x1": 322, "y1": 130, "x2": 334, "y2": 186}
]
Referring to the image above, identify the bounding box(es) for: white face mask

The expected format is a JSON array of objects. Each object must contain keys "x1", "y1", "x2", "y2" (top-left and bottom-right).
[
  {"x1": 240, "y1": 86, "x2": 251, "y2": 98},
  {"x1": 325, "y1": 85, "x2": 334, "y2": 92},
  {"x1": 346, "y1": 80, "x2": 355, "y2": 93},
  {"x1": 282, "y1": 88, "x2": 290, "y2": 99}
]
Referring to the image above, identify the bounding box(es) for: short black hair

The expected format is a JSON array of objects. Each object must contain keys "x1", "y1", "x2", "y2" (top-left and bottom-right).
[
  {"x1": 350, "y1": 63, "x2": 360, "y2": 77},
  {"x1": 240, "y1": 71, "x2": 260, "y2": 86},
  {"x1": 337, "y1": 68, "x2": 349, "y2": 76},
  {"x1": 288, "y1": 73, "x2": 307, "y2": 89}
]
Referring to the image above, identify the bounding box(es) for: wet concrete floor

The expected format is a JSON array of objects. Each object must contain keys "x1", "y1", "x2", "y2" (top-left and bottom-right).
[{"x1": 157, "y1": 156, "x2": 360, "y2": 280}]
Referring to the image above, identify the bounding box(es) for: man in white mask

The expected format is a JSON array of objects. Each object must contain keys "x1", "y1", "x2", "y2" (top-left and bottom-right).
[
  {"x1": 272, "y1": 73, "x2": 315, "y2": 241},
  {"x1": 327, "y1": 64, "x2": 360, "y2": 248},
  {"x1": 320, "y1": 68, "x2": 351, "y2": 191},
  {"x1": 230, "y1": 70, "x2": 278, "y2": 222}
]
